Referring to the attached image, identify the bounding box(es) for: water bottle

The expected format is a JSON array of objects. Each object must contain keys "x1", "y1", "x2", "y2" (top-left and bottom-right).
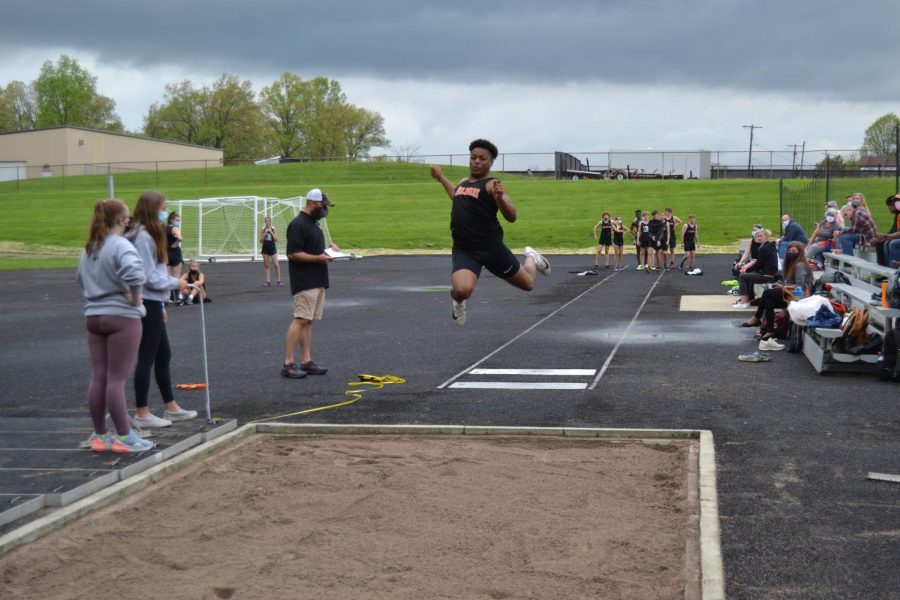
[{"x1": 794, "y1": 284, "x2": 803, "y2": 300}]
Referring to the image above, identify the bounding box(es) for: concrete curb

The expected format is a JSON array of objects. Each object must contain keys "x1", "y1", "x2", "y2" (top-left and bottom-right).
[{"x1": 0, "y1": 423, "x2": 726, "y2": 599}]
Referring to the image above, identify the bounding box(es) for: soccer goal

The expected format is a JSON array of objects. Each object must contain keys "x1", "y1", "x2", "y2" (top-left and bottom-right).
[{"x1": 171, "y1": 195, "x2": 306, "y2": 262}]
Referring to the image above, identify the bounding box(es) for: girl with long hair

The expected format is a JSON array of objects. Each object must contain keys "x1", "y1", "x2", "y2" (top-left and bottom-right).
[
  {"x1": 742, "y1": 241, "x2": 813, "y2": 351},
  {"x1": 76, "y1": 199, "x2": 154, "y2": 452},
  {"x1": 126, "y1": 190, "x2": 194, "y2": 428}
]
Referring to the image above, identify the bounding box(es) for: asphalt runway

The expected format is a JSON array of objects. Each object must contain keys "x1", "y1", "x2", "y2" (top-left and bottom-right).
[{"x1": 1, "y1": 254, "x2": 898, "y2": 599}]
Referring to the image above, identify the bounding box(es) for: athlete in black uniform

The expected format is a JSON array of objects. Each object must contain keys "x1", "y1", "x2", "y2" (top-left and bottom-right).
[
  {"x1": 430, "y1": 139, "x2": 550, "y2": 326},
  {"x1": 630, "y1": 209, "x2": 642, "y2": 267},
  {"x1": 637, "y1": 212, "x2": 652, "y2": 271},
  {"x1": 593, "y1": 212, "x2": 613, "y2": 269},
  {"x1": 648, "y1": 211, "x2": 665, "y2": 271},
  {"x1": 680, "y1": 214, "x2": 699, "y2": 270},
  {"x1": 612, "y1": 216, "x2": 626, "y2": 271},
  {"x1": 663, "y1": 208, "x2": 683, "y2": 270},
  {"x1": 166, "y1": 212, "x2": 183, "y2": 302},
  {"x1": 259, "y1": 216, "x2": 282, "y2": 287}
]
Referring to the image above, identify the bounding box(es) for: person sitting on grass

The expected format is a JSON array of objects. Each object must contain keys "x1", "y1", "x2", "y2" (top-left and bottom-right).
[
  {"x1": 733, "y1": 229, "x2": 778, "y2": 309},
  {"x1": 742, "y1": 241, "x2": 813, "y2": 351},
  {"x1": 178, "y1": 259, "x2": 210, "y2": 304}
]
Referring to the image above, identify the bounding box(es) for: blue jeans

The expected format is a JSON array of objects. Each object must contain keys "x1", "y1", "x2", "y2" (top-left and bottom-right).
[
  {"x1": 839, "y1": 233, "x2": 861, "y2": 255},
  {"x1": 887, "y1": 238, "x2": 900, "y2": 265}
]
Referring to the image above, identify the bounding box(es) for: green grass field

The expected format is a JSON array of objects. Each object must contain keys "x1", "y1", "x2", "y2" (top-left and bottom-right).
[{"x1": 1, "y1": 161, "x2": 896, "y2": 270}]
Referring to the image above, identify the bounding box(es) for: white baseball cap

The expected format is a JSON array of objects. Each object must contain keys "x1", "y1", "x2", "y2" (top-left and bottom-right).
[{"x1": 306, "y1": 188, "x2": 334, "y2": 206}]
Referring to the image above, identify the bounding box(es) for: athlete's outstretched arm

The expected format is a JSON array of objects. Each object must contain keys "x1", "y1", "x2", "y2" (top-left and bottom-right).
[
  {"x1": 489, "y1": 179, "x2": 517, "y2": 223},
  {"x1": 430, "y1": 165, "x2": 456, "y2": 200}
]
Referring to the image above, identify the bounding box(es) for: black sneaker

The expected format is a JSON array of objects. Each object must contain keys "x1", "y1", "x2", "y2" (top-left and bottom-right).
[
  {"x1": 301, "y1": 361, "x2": 328, "y2": 375},
  {"x1": 280, "y1": 362, "x2": 307, "y2": 378}
]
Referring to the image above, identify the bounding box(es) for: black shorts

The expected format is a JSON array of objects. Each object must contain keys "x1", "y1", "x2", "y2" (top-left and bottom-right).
[
  {"x1": 613, "y1": 233, "x2": 624, "y2": 247},
  {"x1": 683, "y1": 239, "x2": 696, "y2": 252},
  {"x1": 639, "y1": 235, "x2": 653, "y2": 248},
  {"x1": 262, "y1": 241, "x2": 277, "y2": 256},
  {"x1": 452, "y1": 241, "x2": 520, "y2": 280},
  {"x1": 599, "y1": 231, "x2": 612, "y2": 246},
  {"x1": 657, "y1": 237, "x2": 668, "y2": 250},
  {"x1": 167, "y1": 248, "x2": 183, "y2": 267},
  {"x1": 668, "y1": 238, "x2": 677, "y2": 251}
]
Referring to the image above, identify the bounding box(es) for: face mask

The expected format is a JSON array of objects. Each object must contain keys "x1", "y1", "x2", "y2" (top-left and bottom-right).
[
  {"x1": 751, "y1": 230, "x2": 759, "y2": 237},
  {"x1": 313, "y1": 206, "x2": 328, "y2": 220},
  {"x1": 851, "y1": 200, "x2": 861, "y2": 208},
  {"x1": 782, "y1": 220, "x2": 789, "y2": 229},
  {"x1": 825, "y1": 216, "x2": 835, "y2": 223},
  {"x1": 159, "y1": 210, "x2": 169, "y2": 224},
  {"x1": 615, "y1": 219, "x2": 621, "y2": 223},
  {"x1": 174, "y1": 220, "x2": 181, "y2": 228},
  {"x1": 894, "y1": 201, "x2": 900, "y2": 211}
]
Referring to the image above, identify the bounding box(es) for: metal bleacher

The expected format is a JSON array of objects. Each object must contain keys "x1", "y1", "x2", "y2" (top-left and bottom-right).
[{"x1": 801, "y1": 251, "x2": 900, "y2": 373}]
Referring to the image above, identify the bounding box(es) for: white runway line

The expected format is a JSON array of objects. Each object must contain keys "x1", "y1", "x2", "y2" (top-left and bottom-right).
[
  {"x1": 588, "y1": 273, "x2": 663, "y2": 390},
  {"x1": 449, "y1": 382, "x2": 588, "y2": 390},
  {"x1": 469, "y1": 368, "x2": 596, "y2": 376},
  {"x1": 436, "y1": 272, "x2": 619, "y2": 389}
]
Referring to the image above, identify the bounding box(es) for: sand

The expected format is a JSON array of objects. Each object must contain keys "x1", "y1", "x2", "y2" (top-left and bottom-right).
[{"x1": 1, "y1": 434, "x2": 695, "y2": 600}]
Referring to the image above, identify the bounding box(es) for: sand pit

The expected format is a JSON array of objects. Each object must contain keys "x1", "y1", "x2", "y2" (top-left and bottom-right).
[{"x1": 1, "y1": 433, "x2": 698, "y2": 599}]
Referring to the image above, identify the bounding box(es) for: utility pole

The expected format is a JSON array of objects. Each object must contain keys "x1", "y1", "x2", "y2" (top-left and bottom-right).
[
  {"x1": 743, "y1": 125, "x2": 761, "y2": 177},
  {"x1": 799, "y1": 141, "x2": 806, "y2": 176},
  {"x1": 788, "y1": 144, "x2": 798, "y2": 176}
]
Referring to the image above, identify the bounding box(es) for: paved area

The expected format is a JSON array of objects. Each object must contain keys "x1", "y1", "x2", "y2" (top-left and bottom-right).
[{"x1": 0, "y1": 254, "x2": 898, "y2": 599}]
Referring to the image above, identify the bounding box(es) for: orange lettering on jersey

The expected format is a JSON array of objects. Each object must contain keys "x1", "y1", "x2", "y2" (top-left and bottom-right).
[{"x1": 455, "y1": 186, "x2": 481, "y2": 199}]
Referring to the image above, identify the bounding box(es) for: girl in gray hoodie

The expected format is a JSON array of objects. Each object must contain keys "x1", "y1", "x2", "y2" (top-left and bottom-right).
[{"x1": 76, "y1": 199, "x2": 154, "y2": 453}]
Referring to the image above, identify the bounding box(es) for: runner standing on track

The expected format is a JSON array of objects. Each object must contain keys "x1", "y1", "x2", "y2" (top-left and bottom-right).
[{"x1": 430, "y1": 139, "x2": 550, "y2": 326}]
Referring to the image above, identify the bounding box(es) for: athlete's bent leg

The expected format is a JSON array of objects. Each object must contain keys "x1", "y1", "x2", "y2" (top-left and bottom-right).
[
  {"x1": 451, "y1": 269, "x2": 478, "y2": 301},
  {"x1": 505, "y1": 258, "x2": 536, "y2": 292}
]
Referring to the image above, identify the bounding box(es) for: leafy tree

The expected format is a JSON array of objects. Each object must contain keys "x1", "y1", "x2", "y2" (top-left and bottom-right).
[
  {"x1": 258, "y1": 72, "x2": 307, "y2": 158},
  {"x1": 0, "y1": 81, "x2": 37, "y2": 132},
  {"x1": 144, "y1": 81, "x2": 208, "y2": 145},
  {"x1": 815, "y1": 154, "x2": 859, "y2": 171},
  {"x1": 32, "y1": 55, "x2": 122, "y2": 130},
  {"x1": 144, "y1": 75, "x2": 264, "y2": 160},
  {"x1": 204, "y1": 75, "x2": 265, "y2": 160},
  {"x1": 340, "y1": 105, "x2": 388, "y2": 159},
  {"x1": 861, "y1": 113, "x2": 900, "y2": 160}
]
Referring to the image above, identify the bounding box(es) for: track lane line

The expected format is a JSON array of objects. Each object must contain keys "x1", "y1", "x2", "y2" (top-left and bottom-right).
[{"x1": 437, "y1": 270, "x2": 620, "y2": 389}]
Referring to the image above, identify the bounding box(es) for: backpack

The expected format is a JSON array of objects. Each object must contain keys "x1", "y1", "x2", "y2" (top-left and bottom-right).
[
  {"x1": 814, "y1": 270, "x2": 850, "y2": 294},
  {"x1": 878, "y1": 327, "x2": 900, "y2": 382},
  {"x1": 887, "y1": 269, "x2": 900, "y2": 309}
]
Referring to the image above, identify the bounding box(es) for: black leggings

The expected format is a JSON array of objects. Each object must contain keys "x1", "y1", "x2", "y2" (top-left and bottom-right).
[
  {"x1": 754, "y1": 288, "x2": 788, "y2": 334},
  {"x1": 134, "y1": 300, "x2": 174, "y2": 409}
]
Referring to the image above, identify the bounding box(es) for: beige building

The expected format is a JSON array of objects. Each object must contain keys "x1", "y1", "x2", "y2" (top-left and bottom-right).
[{"x1": 0, "y1": 126, "x2": 223, "y2": 180}]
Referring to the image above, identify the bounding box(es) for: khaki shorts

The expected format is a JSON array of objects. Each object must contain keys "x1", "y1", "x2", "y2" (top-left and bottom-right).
[{"x1": 292, "y1": 288, "x2": 326, "y2": 320}]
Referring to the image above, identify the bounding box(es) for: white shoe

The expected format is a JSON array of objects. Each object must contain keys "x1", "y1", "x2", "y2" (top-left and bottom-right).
[
  {"x1": 131, "y1": 413, "x2": 172, "y2": 428},
  {"x1": 452, "y1": 299, "x2": 466, "y2": 326},
  {"x1": 524, "y1": 246, "x2": 551, "y2": 275},
  {"x1": 758, "y1": 338, "x2": 785, "y2": 351},
  {"x1": 732, "y1": 300, "x2": 750, "y2": 309},
  {"x1": 164, "y1": 408, "x2": 198, "y2": 421}
]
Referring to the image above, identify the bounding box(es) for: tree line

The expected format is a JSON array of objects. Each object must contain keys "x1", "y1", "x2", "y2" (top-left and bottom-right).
[{"x1": 0, "y1": 55, "x2": 390, "y2": 162}]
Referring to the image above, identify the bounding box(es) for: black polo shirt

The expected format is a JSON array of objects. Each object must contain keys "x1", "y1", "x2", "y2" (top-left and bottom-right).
[{"x1": 286, "y1": 211, "x2": 328, "y2": 294}]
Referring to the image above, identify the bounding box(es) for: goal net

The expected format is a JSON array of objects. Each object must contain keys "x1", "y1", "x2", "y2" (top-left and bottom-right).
[{"x1": 171, "y1": 195, "x2": 335, "y2": 262}]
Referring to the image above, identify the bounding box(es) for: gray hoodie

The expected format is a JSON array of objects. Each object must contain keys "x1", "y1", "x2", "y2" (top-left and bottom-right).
[
  {"x1": 126, "y1": 225, "x2": 181, "y2": 302},
  {"x1": 76, "y1": 235, "x2": 147, "y2": 318}
]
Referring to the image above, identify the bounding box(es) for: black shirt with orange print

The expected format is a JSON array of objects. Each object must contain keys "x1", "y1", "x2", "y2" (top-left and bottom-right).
[{"x1": 450, "y1": 177, "x2": 502, "y2": 247}]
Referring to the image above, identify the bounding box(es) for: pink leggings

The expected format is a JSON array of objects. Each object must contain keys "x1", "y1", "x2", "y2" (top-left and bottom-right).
[{"x1": 86, "y1": 316, "x2": 142, "y2": 435}]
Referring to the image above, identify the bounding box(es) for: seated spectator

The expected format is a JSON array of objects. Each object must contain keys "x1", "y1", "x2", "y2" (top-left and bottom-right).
[
  {"x1": 742, "y1": 242, "x2": 813, "y2": 351},
  {"x1": 836, "y1": 204, "x2": 878, "y2": 256},
  {"x1": 776, "y1": 214, "x2": 808, "y2": 259},
  {"x1": 733, "y1": 229, "x2": 778, "y2": 309},
  {"x1": 178, "y1": 259, "x2": 211, "y2": 304},
  {"x1": 874, "y1": 194, "x2": 900, "y2": 267},
  {"x1": 849, "y1": 192, "x2": 870, "y2": 214},
  {"x1": 806, "y1": 208, "x2": 840, "y2": 265},
  {"x1": 825, "y1": 200, "x2": 844, "y2": 228},
  {"x1": 732, "y1": 223, "x2": 764, "y2": 277}
]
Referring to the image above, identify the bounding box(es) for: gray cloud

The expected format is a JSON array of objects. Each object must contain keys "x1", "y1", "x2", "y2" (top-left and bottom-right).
[{"x1": 2, "y1": 0, "x2": 899, "y2": 101}]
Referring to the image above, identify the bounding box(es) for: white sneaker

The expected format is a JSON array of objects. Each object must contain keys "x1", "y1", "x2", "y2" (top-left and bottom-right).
[
  {"x1": 732, "y1": 300, "x2": 750, "y2": 309},
  {"x1": 452, "y1": 299, "x2": 466, "y2": 326},
  {"x1": 131, "y1": 413, "x2": 172, "y2": 428},
  {"x1": 164, "y1": 408, "x2": 198, "y2": 421},
  {"x1": 758, "y1": 338, "x2": 785, "y2": 351},
  {"x1": 524, "y1": 246, "x2": 551, "y2": 275}
]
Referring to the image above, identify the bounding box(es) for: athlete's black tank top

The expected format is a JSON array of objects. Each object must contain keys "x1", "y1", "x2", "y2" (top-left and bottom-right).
[
  {"x1": 600, "y1": 220, "x2": 612, "y2": 235},
  {"x1": 451, "y1": 177, "x2": 502, "y2": 246},
  {"x1": 166, "y1": 225, "x2": 180, "y2": 250},
  {"x1": 684, "y1": 223, "x2": 696, "y2": 241},
  {"x1": 665, "y1": 216, "x2": 676, "y2": 237}
]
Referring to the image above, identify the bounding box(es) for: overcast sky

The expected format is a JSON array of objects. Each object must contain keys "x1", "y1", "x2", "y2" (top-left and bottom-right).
[{"x1": 2, "y1": 0, "x2": 899, "y2": 168}]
